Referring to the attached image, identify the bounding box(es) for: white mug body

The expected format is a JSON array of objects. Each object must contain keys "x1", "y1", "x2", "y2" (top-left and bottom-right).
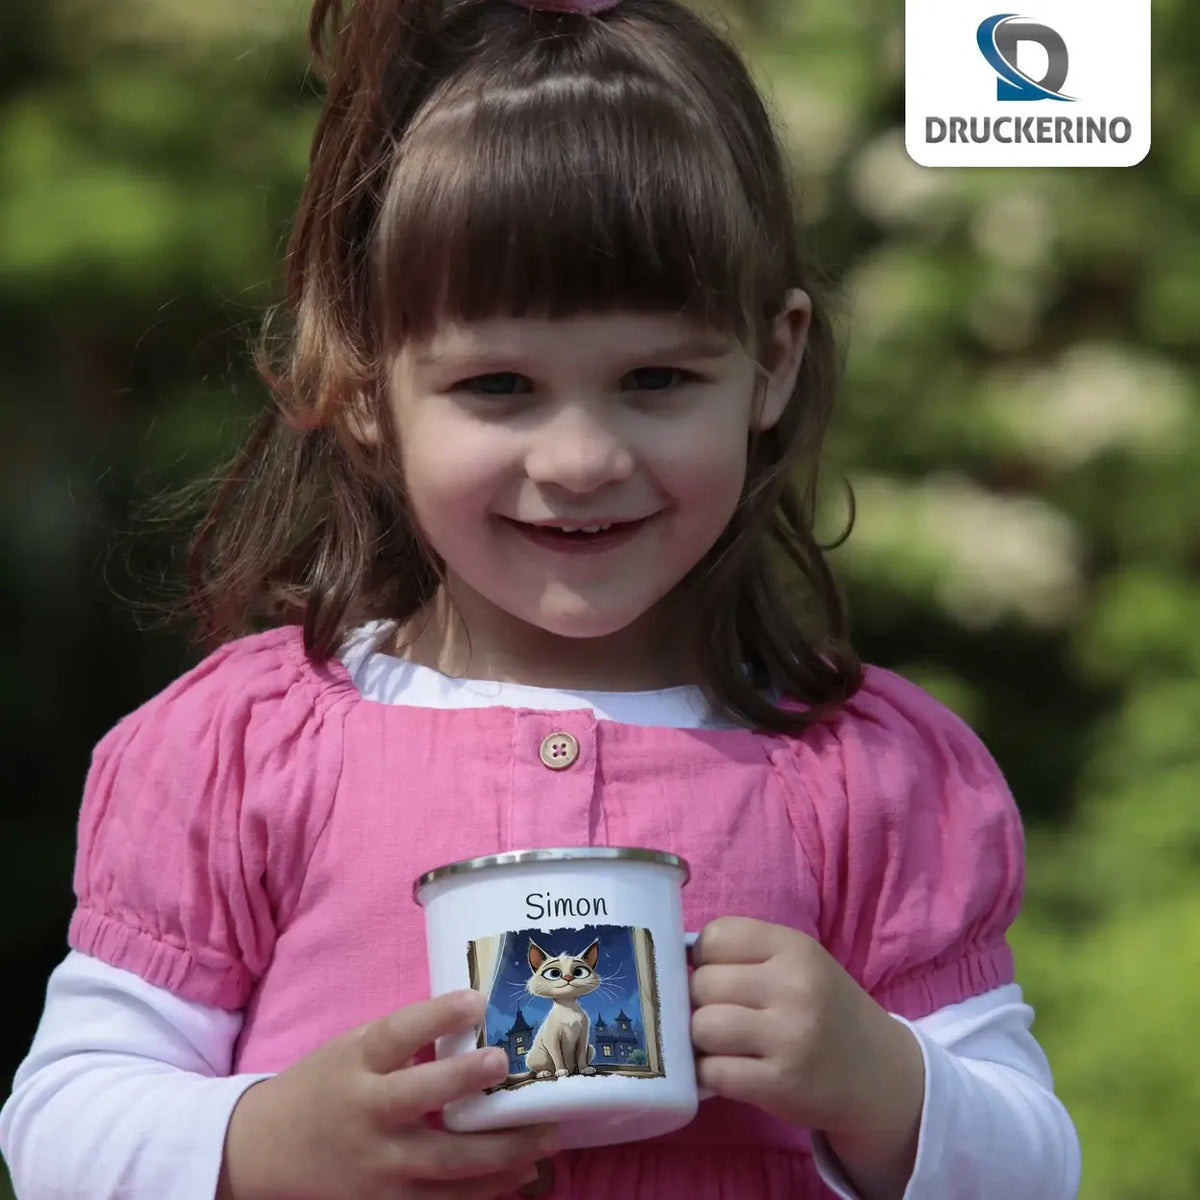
[{"x1": 415, "y1": 848, "x2": 699, "y2": 1149}]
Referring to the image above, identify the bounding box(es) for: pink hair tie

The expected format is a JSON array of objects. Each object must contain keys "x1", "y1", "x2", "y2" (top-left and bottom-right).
[{"x1": 513, "y1": 0, "x2": 622, "y2": 13}]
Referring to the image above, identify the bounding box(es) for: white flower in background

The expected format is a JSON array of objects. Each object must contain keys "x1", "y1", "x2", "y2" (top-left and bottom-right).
[
  {"x1": 964, "y1": 190, "x2": 1056, "y2": 351},
  {"x1": 971, "y1": 189, "x2": 1056, "y2": 271},
  {"x1": 986, "y1": 343, "x2": 1193, "y2": 468},
  {"x1": 770, "y1": 79, "x2": 856, "y2": 184},
  {"x1": 850, "y1": 129, "x2": 958, "y2": 228},
  {"x1": 841, "y1": 243, "x2": 957, "y2": 348},
  {"x1": 845, "y1": 473, "x2": 1084, "y2": 628},
  {"x1": 965, "y1": 272, "x2": 1042, "y2": 352}
]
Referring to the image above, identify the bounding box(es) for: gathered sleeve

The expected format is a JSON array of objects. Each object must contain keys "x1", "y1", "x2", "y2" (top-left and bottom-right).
[
  {"x1": 68, "y1": 630, "x2": 343, "y2": 1012},
  {"x1": 773, "y1": 667, "x2": 1025, "y2": 1020}
]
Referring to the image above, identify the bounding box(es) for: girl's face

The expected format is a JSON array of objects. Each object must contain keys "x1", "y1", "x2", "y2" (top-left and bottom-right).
[{"x1": 385, "y1": 303, "x2": 808, "y2": 676}]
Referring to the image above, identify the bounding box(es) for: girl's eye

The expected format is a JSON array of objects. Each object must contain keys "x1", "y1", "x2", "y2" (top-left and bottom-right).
[
  {"x1": 623, "y1": 367, "x2": 690, "y2": 391},
  {"x1": 461, "y1": 372, "x2": 531, "y2": 396},
  {"x1": 544, "y1": 968, "x2": 562, "y2": 980},
  {"x1": 571, "y1": 966, "x2": 590, "y2": 979}
]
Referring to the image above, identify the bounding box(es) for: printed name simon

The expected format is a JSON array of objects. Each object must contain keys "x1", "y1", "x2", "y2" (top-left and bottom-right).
[{"x1": 525, "y1": 892, "x2": 611, "y2": 920}]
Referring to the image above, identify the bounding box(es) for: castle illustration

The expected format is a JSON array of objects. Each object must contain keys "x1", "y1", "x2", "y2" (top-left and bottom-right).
[
  {"x1": 494, "y1": 1006, "x2": 646, "y2": 1072},
  {"x1": 593, "y1": 1009, "x2": 646, "y2": 1066}
]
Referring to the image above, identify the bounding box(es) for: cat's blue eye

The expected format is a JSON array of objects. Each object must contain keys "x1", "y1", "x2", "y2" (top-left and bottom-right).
[
  {"x1": 544, "y1": 968, "x2": 563, "y2": 980},
  {"x1": 571, "y1": 966, "x2": 591, "y2": 978},
  {"x1": 622, "y1": 367, "x2": 692, "y2": 391},
  {"x1": 460, "y1": 372, "x2": 531, "y2": 396}
]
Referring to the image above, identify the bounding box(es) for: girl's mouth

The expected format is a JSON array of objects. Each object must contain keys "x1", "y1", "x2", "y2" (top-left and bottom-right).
[{"x1": 503, "y1": 516, "x2": 651, "y2": 555}]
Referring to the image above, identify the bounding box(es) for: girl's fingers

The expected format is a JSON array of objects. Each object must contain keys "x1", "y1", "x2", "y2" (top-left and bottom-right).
[
  {"x1": 695, "y1": 1053, "x2": 780, "y2": 1108},
  {"x1": 359, "y1": 991, "x2": 486, "y2": 1075},
  {"x1": 691, "y1": 1003, "x2": 767, "y2": 1057},
  {"x1": 400, "y1": 1125, "x2": 560, "y2": 1182},
  {"x1": 377, "y1": 1049, "x2": 511, "y2": 1122},
  {"x1": 689, "y1": 963, "x2": 771, "y2": 1010},
  {"x1": 691, "y1": 916, "x2": 790, "y2": 966}
]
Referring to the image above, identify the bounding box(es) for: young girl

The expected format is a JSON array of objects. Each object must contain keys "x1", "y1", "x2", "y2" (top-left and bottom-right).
[{"x1": 0, "y1": 0, "x2": 1081, "y2": 1196}]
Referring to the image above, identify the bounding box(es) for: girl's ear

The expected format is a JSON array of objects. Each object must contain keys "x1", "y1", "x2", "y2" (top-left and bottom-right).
[
  {"x1": 343, "y1": 393, "x2": 382, "y2": 446},
  {"x1": 751, "y1": 288, "x2": 812, "y2": 432}
]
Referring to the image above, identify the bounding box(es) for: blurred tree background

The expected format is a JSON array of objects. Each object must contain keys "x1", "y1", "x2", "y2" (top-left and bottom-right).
[{"x1": 0, "y1": 0, "x2": 1196, "y2": 1195}]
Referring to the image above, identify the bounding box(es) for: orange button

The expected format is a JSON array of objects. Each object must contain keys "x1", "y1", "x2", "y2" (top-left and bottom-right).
[{"x1": 539, "y1": 731, "x2": 580, "y2": 770}]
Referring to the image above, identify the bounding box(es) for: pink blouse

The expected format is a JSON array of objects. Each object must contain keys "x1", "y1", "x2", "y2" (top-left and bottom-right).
[{"x1": 68, "y1": 626, "x2": 1024, "y2": 1197}]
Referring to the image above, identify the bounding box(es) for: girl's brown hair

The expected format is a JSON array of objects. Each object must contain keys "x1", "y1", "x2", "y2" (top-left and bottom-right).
[{"x1": 187, "y1": 0, "x2": 862, "y2": 731}]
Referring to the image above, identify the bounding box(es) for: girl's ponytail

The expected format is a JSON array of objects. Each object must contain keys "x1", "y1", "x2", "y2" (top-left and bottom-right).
[
  {"x1": 283, "y1": 0, "x2": 446, "y2": 421},
  {"x1": 189, "y1": 0, "x2": 454, "y2": 651}
]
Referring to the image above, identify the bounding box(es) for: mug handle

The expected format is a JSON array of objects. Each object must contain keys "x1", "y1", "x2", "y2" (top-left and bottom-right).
[{"x1": 683, "y1": 932, "x2": 715, "y2": 1102}]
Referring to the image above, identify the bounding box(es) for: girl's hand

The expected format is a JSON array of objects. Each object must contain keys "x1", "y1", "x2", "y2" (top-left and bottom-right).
[
  {"x1": 218, "y1": 990, "x2": 559, "y2": 1200},
  {"x1": 690, "y1": 917, "x2": 925, "y2": 1200}
]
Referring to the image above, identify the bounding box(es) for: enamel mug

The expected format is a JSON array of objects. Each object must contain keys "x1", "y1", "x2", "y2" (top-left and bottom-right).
[{"x1": 414, "y1": 847, "x2": 702, "y2": 1149}]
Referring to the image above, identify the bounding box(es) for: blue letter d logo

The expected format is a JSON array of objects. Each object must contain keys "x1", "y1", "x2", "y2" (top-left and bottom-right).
[{"x1": 977, "y1": 14, "x2": 1074, "y2": 102}]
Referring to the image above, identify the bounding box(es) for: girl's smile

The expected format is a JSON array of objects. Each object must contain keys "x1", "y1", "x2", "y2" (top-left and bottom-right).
[{"x1": 498, "y1": 514, "x2": 659, "y2": 557}]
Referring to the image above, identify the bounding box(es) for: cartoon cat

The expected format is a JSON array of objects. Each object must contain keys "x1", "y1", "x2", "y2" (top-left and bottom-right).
[{"x1": 513, "y1": 938, "x2": 602, "y2": 1081}]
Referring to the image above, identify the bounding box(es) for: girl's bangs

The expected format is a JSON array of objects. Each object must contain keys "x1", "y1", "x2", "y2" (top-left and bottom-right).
[{"x1": 374, "y1": 68, "x2": 769, "y2": 343}]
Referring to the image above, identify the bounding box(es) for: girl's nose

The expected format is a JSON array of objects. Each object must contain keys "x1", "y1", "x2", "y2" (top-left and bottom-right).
[{"x1": 524, "y1": 406, "x2": 635, "y2": 494}]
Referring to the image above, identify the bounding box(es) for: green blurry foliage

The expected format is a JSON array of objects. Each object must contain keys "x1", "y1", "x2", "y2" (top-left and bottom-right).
[{"x1": 1, "y1": 0, "x2": 1198, "y2": 1196}]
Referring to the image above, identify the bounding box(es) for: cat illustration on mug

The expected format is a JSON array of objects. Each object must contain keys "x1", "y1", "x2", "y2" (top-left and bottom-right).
[
  {"x1": 468, "y1": 924, "x2": 664, "y2": 1091},
  {"x1": 512, "y1": 938, "x2": 601, "y2": 1081}
]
